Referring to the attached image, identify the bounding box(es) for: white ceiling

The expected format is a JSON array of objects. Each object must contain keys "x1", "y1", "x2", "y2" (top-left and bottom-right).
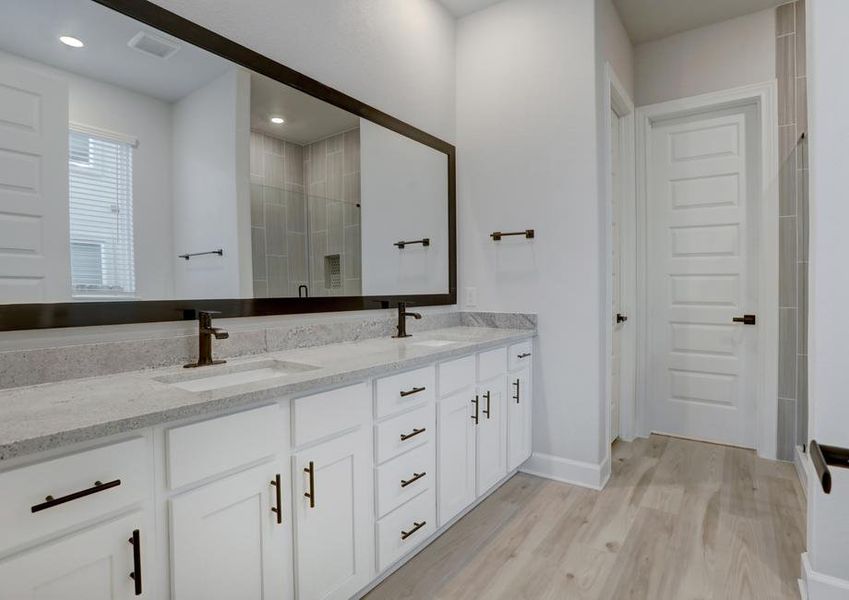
[
  {"x1": 438, "y1": 0, "x2": 504, "y2": 18},
  {"x1": 613, "y1": 0, "x2": 787, "y2": 44},
  {"x1": 0, "y1": 0, "x2": 232, "y2": 102},
  {"x1": 250, "y1": 74, "x2": 359, "y2": 145}
]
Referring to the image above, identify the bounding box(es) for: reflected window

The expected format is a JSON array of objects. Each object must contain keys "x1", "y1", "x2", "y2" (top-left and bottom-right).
[{"x1": 68, "y1": 128, "x2": 136, "y2": 297}]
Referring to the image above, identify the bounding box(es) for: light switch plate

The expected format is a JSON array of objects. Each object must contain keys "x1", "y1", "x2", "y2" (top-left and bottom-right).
[{"x1": 465, "y1": 286, "x2": 477, "y2": 307}]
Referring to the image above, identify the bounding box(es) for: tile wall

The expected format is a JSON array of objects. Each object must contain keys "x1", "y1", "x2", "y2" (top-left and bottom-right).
[{"x1": 776, "y1": 0, "x2": 809, "y2": 460}]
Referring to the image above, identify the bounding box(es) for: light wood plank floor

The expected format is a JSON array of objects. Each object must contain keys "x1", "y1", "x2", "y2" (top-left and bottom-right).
[{"x1": 365, "y1": 435, "x2": 805, "y2": 600}]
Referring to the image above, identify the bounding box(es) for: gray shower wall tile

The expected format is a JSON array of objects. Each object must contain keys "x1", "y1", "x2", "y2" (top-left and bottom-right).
[
  {"x1": 776, "y1": 2, "x2": 795, "y2": 35},
  {"x1": 797, "y1": 262, "x2": 808, "y2": 355},
  {"x1": 776, "y1": 34, "x2": 796, "y2": 126},
  {"x1": 777, "y1": 397, "x2": 797, "y2": 461},
  {"x1": 796, "y1": 356, "x2": 808, "y2": 445},
  {"x1": 797, "y1": 169, "x2": 809, "y2": 261},
  {"x1": 288, "y1": 233, "x2": 308, "y2": 282},
  {"x1": 779, "y1": 160, "x2": 797, "y2": 216},
  {"x1": 251, "y1": 228, "x2": 266, "y2": 280},
  {"x1": 250, "y1": 184, "x2": 264, "y2": 226},
  {"x1": 267, "y1": 256, "x2": 289, "y2": 297},
  {"x1": 265, "y1": 203, "x2": 288, "y2": 256},
  {"x1": 779, "y1": 217, "x2": 797, "y2": 307},
  {"x1": 327, "y1": 152, "x2": 344, "y2": 202},
  {"x1": 344, "y1": 129, "x2": 360, "y2": 175},
  {"x1": 796, "y1": 1, "x2": 806, "y2": 77},
  {"x1": 778, "y1": 307, "x2": 797, "y2": 398}
]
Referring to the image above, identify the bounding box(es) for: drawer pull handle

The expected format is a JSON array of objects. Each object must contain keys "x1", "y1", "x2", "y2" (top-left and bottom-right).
[
  {"x1": 401, "y1": 521, "x2": 427, "y2": 540},
  {"x1": 31, "y1": 479, "x2": 121, "y2": 513},
  {"x1": 400, "y1": 427, "x2": 426, "y2": 441},
  {"x1": 304, "y1": 461, "x2": 316, "y2": 508},
  {"x1": 517, "y1": 352, "x2": 531, "y2": 359},
  {"x1": 471, "y1": 395, "x2": 479, "y2": 424},
  {"x1": 400, "y1": 471, "x2": 427, "y2": 488},
  {"x1": 400, "y1": 386, "x2": 426, "y2": 397},
  {"x1": 482, "y1": 391, "x2": 491, "y2": 419},
  {"x1": 129, "y1": 528, "x2": 142, "y2": 596},
  {"x1": 513, "y1": 378, "x2": 520, "y2": 404},
  {"x1": 270, "y1": 474, "x2": 283, "y2": 524}
]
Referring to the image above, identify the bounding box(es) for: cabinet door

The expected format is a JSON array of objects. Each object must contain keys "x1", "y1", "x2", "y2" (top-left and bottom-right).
[
  {"x1": 507, "y1": 367, "x2": 533, "y2": 471},
  {"x1": 437, "y1": 389, "x2": 476, "y2": 526},
  {"x1": 171, "y1": 462, "x2": 291, "y2": 600},
  {"x1": 294, "y1": 430, "x2": 373, "y2": 600},
  {"x1": 0, "y1": 511, "x2": 147, "y2": 599},
  {"x1": 476, "y1": 374, "x2": 508, "y2": 495}
]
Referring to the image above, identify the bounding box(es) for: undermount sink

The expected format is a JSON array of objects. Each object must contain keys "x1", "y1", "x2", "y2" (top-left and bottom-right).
[
  {"x1": 411, "y1": 339, "x2": 458, "y2": 348},
  {"x1": 155, "y1": 359, "x2": 321, "y2": 392}
]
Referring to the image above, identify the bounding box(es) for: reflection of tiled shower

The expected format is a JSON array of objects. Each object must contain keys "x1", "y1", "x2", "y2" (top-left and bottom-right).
[
  {"x1": 776, "y1": 0, "x2": 808, "y2": 460},
  {"x1": 249, "y1": 128, "x2": 361, "y2": 298}
]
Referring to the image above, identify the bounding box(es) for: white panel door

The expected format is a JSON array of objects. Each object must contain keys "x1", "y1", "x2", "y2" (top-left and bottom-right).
[
  {"x1": 0, "y1": 512, "x2": 146, "y2": 599},
  {"x1": 476, "y1": 374, "x2": 507, "y2": 495},
  {"x1": 611, "y1": 107, "x2": 623, "y2": 442},
  {"x1": 507, "y1": 367, "x2": 533, "y2": 471},
  {"x1": 647, "y1": 106, "x2": 758, "y2": 447},
  {"x1": 437, "y1": 389, "x2": 476, "y2": 526},
  {"x1": 293, "y1": 430, "x2": 373, "y2": 600},
  {"x1": 170, "y1": 462, "x2": 291, "y2": 600},
  {"x1": 0, "y1": 60, "x2": 70, "y2": 302}
]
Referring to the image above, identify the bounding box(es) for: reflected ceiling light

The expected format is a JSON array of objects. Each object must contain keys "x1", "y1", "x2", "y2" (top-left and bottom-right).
[
  {"x1": 59, "y1": 35, "x2": 85, "y2": 48},
  {"x1": 270, "y1": 116, "x2": 285, "y2": 124}
]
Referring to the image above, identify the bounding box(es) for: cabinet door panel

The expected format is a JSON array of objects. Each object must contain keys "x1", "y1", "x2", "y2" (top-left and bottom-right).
[
  {"x1": 170, "y1": 462, "x2": 290, "y2": 600},
  {"x1": 507, "y1": 367, "x2": 533, "y2": 471},
  {"x1": 437, "y1": 390, "x2": 476, "y2": 526},
  {"x1": 294, "y1": 430, "x2": 373, "y2": 600},
  {"x1": 476, "y1": 375, "x2": 507, "y2": 495},
  {"x1": 0, "y1": 512, "x2": 146, "y2": 599}
]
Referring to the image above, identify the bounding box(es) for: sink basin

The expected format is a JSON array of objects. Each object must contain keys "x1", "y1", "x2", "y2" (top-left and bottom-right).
[
  {"x1": 155, "y1": 359, "x2": 321, "y2": 392},
  {"x1": 411, "y1": 339, "x2": 457, "y2": 348}
]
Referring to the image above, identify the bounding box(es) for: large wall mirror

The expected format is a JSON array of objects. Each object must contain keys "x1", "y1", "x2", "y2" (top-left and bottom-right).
[{"x1": 0, "y1": 0, "x2": 455, "y2": 330}]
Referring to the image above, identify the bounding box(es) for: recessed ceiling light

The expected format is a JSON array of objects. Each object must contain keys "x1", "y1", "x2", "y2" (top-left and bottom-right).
[
  {"x1": 270, "y1": 116, "x2": 285, "y2": 124},
  {"x1": 59, "y1": 36, "x2": 85, "y2": 48}
]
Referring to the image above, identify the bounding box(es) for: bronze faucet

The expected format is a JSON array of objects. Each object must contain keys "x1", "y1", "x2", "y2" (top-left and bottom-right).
[
  {"x1": 184, "y1": 310, "x2": 229, "y2": 368},
  {"x1": 393, "y1": 302, "x2": 422, "y2": 338}
]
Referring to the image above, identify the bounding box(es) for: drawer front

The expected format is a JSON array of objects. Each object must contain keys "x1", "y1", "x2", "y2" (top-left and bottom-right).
[
  {"x1": 376, "y1": 443, "x2": 434, "y2": 518},
  {"x1": 0, "y1": 437, "x2": 148, "y2": 555},
  {"x1": 167, "y1": 404, "x2": 284, "y2": 489},
  {"x1": 477, "y1": 347, "x2": 507, "y2": 382},
  {"x1": 508, "y1": 340, "x2": 533, "y2": 371},
  {"x1": 375, "y1": 366, "x2": 435, "y2": 418},
  {"x1": 375, "y1": 403, "x2": 435, "y2": 464},
  {"x1": 377, "y1": 488, "x2": 436, "y2": 572},
  {"x1": 438, "y1": 355, "x2": 475, "y2": 397},
  {"x1": 293, "y1": 382, "x2": 370, "y2": 447}
]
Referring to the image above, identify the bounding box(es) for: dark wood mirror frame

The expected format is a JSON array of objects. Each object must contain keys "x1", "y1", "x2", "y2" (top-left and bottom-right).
[{"x1": 0, "y1": 0, "x2": 456, "y2": 332}]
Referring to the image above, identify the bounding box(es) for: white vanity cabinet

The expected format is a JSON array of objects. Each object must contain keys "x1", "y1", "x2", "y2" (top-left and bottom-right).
[
  {"x1": 292, "y1": 384, "x2": 374, "y2": 600},
  {"x1": 507, "y1": 341, "x2": 533, "y2": 471},
  {"x1": 475, "y1": 348, "x2": 508, "y2": 495}
]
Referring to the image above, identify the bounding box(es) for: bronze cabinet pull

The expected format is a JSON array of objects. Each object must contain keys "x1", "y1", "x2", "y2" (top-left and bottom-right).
[
  {"x1": 732, "y1": 314, "x2": 757, "y2": 325},
  {"x1": 304, "y1": 461, "x2": 316, "y2": 508},
  {"x1": 400, "y1": 427, "x2": 426, "y2": 442},
  {"x1": 270, "y1": 474, "x2": 283, "y2": 524},
  {"x1": 471, "y1": 395, "x2": 479, "y2": 424},
  {"x1": 31, "y1": 479, "x2": 121, "y2": 513},
  {"x1": 400, "y1": 386, "x2": 426, "y2": 397},
  {"x1": 400, "y1": 521, "x2": 426, "y2": 540},
  {"x1": 482, "y1": 391, "x2": 491, "y2": 419},
  {"x1": 129, "y1": 529, "x2": 142, "y2": 596},
  {"x1": 513, "y1": 378, "x2": 520, "y2": 403},
  {"x1": 517, "y1": 352, "x2": 531, "y2": 359},
  {"x1": 400, "y1": 472, "x2": 426, "y2": 488}
]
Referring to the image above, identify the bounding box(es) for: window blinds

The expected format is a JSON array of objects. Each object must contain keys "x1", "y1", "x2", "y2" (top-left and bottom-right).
[{"x1": 68, "y1": 128, "x2": 135, "y2": 297}]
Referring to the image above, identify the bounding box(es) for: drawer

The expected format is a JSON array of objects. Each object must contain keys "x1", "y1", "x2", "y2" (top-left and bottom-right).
[
  {"x1": 0, "y1": 437, "x2": 148, "y2": 554},
  {"x1": 293, "y1": 382, "x2": 370, "y2": 447},
  {"x1": 375, "y1": 403, "x2": 435, "y2": 464},
  {"x1": 477, "y1": 347, "x2": 507, "y2": 382},
  {"x1": 167, "y1": 404, "x2": 285, "y2": 489},
  {"x1": 438, "y1": 355, "x2": 475, "y2": 397},
  {"x1": 376, "y1": 443, "x2": 434, "y2": 518},
  {"x1": 508, "y1": 340, "x2": 533, "y2": 371},
  {"x1": 377, "y1": 488, "x2": 436, "y2": 572},
  {"x1": 375, "y1": 366, "x2": 435, "y2": 418}
]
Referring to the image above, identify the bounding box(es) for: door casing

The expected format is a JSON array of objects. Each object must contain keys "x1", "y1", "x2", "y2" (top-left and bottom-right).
[{"x1": 635, "y1": 81, "x2": 779, "y2": 459}]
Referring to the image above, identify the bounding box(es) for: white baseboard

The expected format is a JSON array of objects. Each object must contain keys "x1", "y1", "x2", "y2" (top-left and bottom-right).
[
  {"x1": 795, "y1": 445, "x2": 809, "y2": 498},
  {"x1": 520, "y1": 451, "x2": 610, "y2": 490},
  {"x1": 801, "y1": 552, "x2": 849, "y2": 599}
]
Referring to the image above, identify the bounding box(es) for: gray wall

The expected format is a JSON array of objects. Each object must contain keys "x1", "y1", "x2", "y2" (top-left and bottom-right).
[{"x1": 776, "y1": 0, "x2": 809, "y2": 461}]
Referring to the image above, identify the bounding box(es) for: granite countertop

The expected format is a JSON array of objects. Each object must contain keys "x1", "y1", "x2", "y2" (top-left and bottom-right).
[{"x1": 0, "y1": 326, "x2": 534, "y2": 461}]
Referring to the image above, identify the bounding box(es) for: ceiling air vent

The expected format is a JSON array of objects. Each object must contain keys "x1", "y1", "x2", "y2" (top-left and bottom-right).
[{"x1": 127, "y1": 31, "x2": 180, "y2": 60}]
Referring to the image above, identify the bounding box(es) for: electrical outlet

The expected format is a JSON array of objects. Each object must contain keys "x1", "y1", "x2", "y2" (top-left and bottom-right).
[{"x1": 465, "y1": 286, "x2": 477, "y2": 307}]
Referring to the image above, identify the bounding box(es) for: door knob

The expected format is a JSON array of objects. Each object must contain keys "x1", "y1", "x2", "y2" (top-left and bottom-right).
[
  {"x1": 732, "y1": 314, "x2": 757, "y2": 325},
  {"x1": 616, "y1": 313, "x2": 628, "y2": 323}
]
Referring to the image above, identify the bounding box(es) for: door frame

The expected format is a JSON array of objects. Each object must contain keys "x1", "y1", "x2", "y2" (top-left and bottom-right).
[
  {"x1": 635, "y1": 81, "x2": 779, "y2": 459},
  {"x1": 602, "y1": 63, "x2": 637, "y2": 448}
]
